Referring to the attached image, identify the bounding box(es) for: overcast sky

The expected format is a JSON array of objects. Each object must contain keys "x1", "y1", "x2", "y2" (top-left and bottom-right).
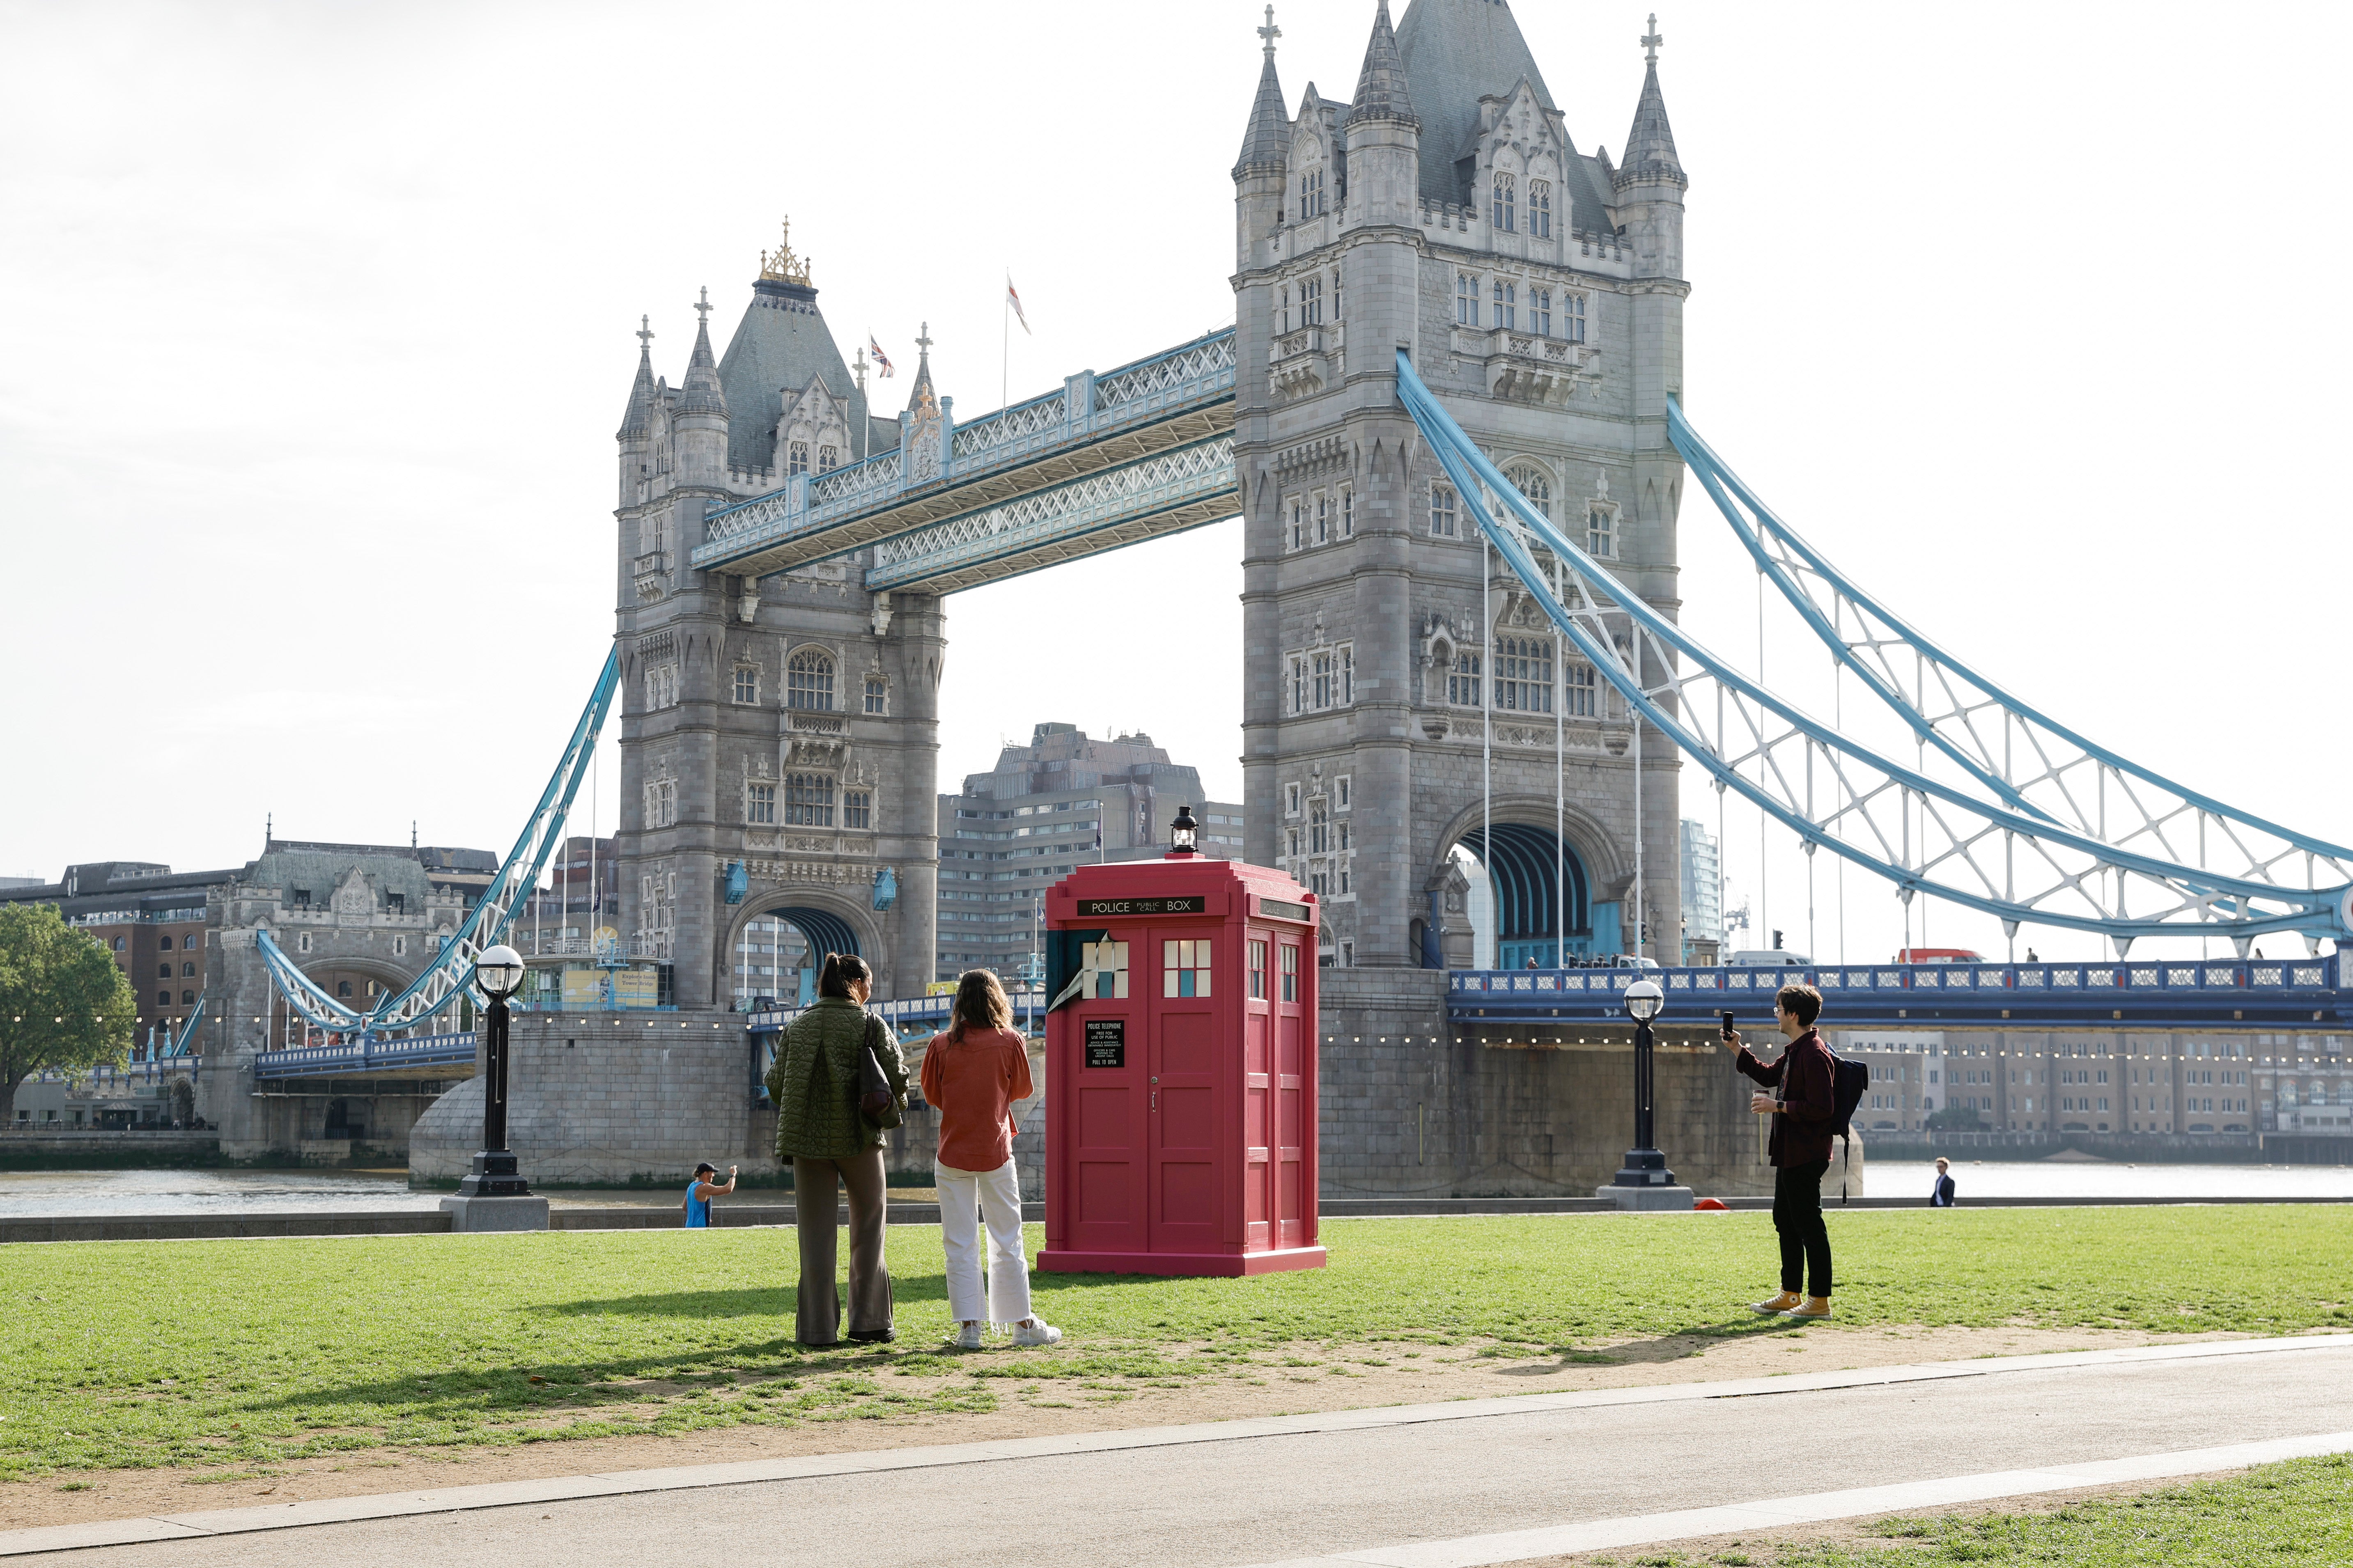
[{"x1": 3, "y1": 1, "x2": 2345, "y2": 965}]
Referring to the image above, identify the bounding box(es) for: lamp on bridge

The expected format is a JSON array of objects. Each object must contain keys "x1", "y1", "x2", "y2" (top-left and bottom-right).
[
  {"x1": 1602, "y1": 978, "x2": 1691, "y2": 1210},
  {"x1": 1168, "y1": 805, "x2": 1201, "y2": 858},
  {"x1": 444, "y1": 943, "x2": 548, "y2": 1230}
]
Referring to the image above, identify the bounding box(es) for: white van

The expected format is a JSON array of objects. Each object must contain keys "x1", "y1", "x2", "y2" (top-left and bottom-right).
[{"x1": 1728, "y1": 949, "x2": 1812, "y2": 967}]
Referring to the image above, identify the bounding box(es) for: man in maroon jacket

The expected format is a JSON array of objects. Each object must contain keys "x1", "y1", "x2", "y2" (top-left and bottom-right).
[{"x1": 1727, "y1": 983, "x2": 1836, "y2": 1320}]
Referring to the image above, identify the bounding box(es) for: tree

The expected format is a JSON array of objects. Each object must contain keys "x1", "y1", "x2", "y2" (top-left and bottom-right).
[
  {"x1": 1923, "y1": 1104, "x2": 1986, "y2": 1132},
  {"x1": 0, "y1": 904, "x2": 139, "y2": 1121}
]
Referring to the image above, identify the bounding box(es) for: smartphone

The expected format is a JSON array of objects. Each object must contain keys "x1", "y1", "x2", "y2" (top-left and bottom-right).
[{"x1": 1720, "y1": 1010, "x2": 1737, "y2": 1039}]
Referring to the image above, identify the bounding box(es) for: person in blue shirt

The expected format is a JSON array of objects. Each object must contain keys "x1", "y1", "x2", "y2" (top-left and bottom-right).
[
  {"x1": 1929, "y1": 1156, "x2": 1957, "y2": 1207},
  {"x1": 684, "y1": 1161, "x2": 737, "y2": 1228}
]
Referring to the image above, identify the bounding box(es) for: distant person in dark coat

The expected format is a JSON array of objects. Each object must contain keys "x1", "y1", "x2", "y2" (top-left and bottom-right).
[
  {"x1": 1725, "y1": 983, "x2": 1837, "y2": 1321},
  {"x1": 1930, "y1": 1156, "x2": 1957, "y2": 1207}
]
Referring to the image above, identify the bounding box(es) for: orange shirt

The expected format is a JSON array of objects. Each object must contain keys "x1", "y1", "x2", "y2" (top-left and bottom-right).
[{"x1": 920, "y1": 1026, "x2": 1035, "y2": 1173}]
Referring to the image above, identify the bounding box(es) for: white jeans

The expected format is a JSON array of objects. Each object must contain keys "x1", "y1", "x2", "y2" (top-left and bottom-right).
[{"x1": 935, "y1": 1158, "x2": 1032, "y2": 1326}]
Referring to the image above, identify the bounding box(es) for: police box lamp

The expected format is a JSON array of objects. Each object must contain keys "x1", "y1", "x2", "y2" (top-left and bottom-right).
[
  {"x1": 1168, "y1": 805, "x2": 1201, "y2": 857},
  {"x1": 474, "y1": 945, "x2": 526, "y2": 1002},
  {"x1": 1623, "y1": 978, "x2": 1664, "y2": 1022}
]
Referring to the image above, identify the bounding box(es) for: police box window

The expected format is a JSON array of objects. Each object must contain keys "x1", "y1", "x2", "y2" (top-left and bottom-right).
[{"x1": 1164, "y1": 939, "x2": 1212, "y2": 998}]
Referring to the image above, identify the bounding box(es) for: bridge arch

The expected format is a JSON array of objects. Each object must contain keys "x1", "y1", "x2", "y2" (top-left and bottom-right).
[
  {"x1": 723, "y1": 894, "x2": 875, "y2": 1010},
  {"x1": 1427, "y1": 797, "x2": 1629, "y2": 968}
]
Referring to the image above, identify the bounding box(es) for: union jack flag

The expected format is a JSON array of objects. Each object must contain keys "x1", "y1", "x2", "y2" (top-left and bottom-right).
[{"x1": 868, "y1": 337, "x2": 895, "y2": 377}]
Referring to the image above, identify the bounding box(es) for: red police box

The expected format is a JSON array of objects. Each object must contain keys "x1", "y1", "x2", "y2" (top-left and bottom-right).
[{"x1": 1037, "y1": 837, "x2": 1324, "y2": 1277}]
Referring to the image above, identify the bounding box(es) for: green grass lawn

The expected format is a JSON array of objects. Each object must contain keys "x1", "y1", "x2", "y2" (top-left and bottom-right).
[
  {"x1": 1, "y1": 1206, "x2": 2346, "y2": 1481},
  {"x1": 1601, "y1": 1453, "x2": 2353, "y2": 1566}
]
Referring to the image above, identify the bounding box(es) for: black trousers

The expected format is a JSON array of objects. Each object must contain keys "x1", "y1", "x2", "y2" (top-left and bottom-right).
[{"x1": 1772, "y1": 1159, "x2": 1834, "y2": 1297}]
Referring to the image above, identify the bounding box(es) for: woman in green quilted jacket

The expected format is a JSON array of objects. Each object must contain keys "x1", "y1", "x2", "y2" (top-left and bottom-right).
[{"x1": 766, "y1": 951, "x2": 908, "y2": 1345}]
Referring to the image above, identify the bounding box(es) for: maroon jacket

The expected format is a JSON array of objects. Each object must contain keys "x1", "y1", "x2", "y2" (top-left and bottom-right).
[{"x1": 1738, "y1": 1029, "x2": 1837, "y2": 1167}]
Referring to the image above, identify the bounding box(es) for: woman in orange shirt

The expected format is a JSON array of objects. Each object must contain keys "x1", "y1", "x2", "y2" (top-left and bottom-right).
[{"x1": 921, "y1": 969, "x2": 1060, "y2": 1350}]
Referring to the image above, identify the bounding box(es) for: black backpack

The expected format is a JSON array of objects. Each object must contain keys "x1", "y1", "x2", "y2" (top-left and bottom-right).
[{"x1": 1825, "y1": 1046, "x2": 1870, "y2": 1204}]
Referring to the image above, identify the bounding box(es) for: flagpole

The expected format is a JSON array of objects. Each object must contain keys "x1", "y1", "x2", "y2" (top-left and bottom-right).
[{"x1": 1001, "y1": 272, "x2": 1010, "y2": 410}]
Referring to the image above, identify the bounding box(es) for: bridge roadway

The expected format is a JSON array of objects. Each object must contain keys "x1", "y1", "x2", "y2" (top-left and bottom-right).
[
  {"x1": 691, "y1": 330, "x2": 1237, "y2": 595},
  {"x1": 16, "y1": 1338, "x2": 2350, "y2": 1566}
]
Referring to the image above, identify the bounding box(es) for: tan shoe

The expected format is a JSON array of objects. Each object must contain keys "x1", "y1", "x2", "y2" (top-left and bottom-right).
[
  {"x1": 1749, "y1": 1291, "x2": 1802, "y2": 1316},
  {"x1": 1780, "y1": 1297, "x2": 1833, "y2": 1321}
]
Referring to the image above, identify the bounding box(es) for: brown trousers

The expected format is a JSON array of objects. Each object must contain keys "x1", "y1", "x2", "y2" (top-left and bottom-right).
[{"x1": 792, "y1": 1149, "x2": 892, "y2": 1343}]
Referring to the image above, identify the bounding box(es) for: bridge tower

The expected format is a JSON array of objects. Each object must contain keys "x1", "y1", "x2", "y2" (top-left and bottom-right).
[
  {"x1": 1234, "y1": 0, "x2": 1687, "y2": 968},
  {"x1": 613, "y1": 233, "x2": 942, "y2": 1009}
]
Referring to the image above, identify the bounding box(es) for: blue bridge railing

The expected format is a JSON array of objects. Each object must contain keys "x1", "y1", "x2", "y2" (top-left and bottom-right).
[
  {"x1": 253, "y1": 1031, "x2": 480, "y2": 1080},
  {"x1": 1451, "y1": 957, "x2": 2348, "y2": 1029}
]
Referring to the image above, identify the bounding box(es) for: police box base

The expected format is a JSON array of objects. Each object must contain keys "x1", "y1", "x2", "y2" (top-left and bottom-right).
[
  {"x1": 1596, "y1": 1185, "x2": 1696, "y2": 1212},
  {"x1": 1037, "y1": 1245, "x2": 1327, "y2": 1277}
]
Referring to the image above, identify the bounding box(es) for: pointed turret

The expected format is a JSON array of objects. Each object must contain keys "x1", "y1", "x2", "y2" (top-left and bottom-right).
[
  {"x1": 617, "y1": 316, "x2": 657, "y2": 442},
  {"x1": 677, "y1": 289, "x2": 728, "y2": 418},
  {"x1": 1347, "y1": 0, "x2": 1416, "y2": 127},
  {"x1": 1620, "y1": 59, "x2": 1682, "y2": 183},
  {"x1": 1233, "y1": 4, "x2": 1291, "y2": 178}
]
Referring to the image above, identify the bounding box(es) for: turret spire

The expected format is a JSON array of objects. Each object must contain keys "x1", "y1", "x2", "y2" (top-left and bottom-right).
[
  {"x1": 1233, "y1": 5, "x2": 1292, "y2": 178},
  {"x1": 617, "y1": 315, "x2": 657, "y2": 442},
  {"x1": 677, "y1": 288, "x2": 727, "y2": 417},
  {"x1": 1347, "y1": 0, "x2": 1417, "y2": 128},
  {"x1": 1621, "y1": 15, "x2": 1683, "y2": 182}
]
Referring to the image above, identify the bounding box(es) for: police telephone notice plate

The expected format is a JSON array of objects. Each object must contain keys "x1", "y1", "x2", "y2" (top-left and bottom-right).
[{"x1": 1084, "y1": 1018, "x2": 1126, "y2": 1068}]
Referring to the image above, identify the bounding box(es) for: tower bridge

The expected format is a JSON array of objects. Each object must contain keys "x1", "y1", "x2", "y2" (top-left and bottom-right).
[{"x1": 216, "y1": 0, "x2": 2353, "y2": 1189}]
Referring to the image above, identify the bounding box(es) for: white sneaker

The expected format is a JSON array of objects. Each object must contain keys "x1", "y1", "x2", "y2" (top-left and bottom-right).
[
  {"x1": 948, "y1": 1321, "x2": 983, "y2": 1351},
  {"x1": 1013, "y1": 1318, "x2": 1063, "y2": 1347}
]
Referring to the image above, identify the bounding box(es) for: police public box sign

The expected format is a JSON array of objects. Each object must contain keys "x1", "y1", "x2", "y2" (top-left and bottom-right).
[
  {"x1": 1084, "y1": 1019, "x2": 1125, "y2": 1069},
  {"x1": 1074, "y1": 896, "x2": 1207, "y2": 917}
]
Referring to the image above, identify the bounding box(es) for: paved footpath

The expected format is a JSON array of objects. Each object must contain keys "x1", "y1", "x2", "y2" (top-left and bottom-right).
[{"x1": 12, "y1": 1338, "x2": 2352, "y2": 1567}]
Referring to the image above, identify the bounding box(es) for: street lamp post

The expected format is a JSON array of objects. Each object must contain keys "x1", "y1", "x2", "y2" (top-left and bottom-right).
[
  {"x1": 443, "y1": 944, "x2": 548, "y2": 1229},
  {"x1": 1601, "y1": 978, "x2": 1692, "y2": 1209}
]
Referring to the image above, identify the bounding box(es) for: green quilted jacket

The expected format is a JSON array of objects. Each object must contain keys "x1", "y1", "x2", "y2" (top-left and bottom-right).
[{"x1": 767, "y1": 997, "x2": 909, "y2": 1160}]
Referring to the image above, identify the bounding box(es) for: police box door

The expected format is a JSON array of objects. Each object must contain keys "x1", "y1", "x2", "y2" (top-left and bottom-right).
[{"x1": 1147, "y1": 924, "x2": 1221, "y2": 1255}]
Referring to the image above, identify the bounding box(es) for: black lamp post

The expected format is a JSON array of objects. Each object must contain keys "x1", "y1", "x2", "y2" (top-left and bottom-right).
[
  {"x1": 455, "y1": 944, "x2": 532, "y2": 1199},
  {"x1": 1610, "y1": 978, "x2": 1677, "y2": 1190},
  {"x1": 1168, "y1": 805, "x2": 1201, "y2": 857}
]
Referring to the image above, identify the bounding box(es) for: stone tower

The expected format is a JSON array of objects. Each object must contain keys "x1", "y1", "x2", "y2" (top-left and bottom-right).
[
  {"x1": 613, "y1": 228, "x2": 943, "y2": 1008},
  {"x1": 1234, "y1": 0, "x2": 1686, "y2": 970}
]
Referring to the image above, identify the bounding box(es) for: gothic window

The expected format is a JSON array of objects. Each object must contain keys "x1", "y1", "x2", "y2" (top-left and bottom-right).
[
  {"x1": 1494, "y1": 278, "x2": 1516, "y2": 331},
  {"x1": 1563, "y1": 663, "x2": 1599, "y2": 716},
  {"x1": 1331, "y1": 266, "x2": 1342, "y2": 321},
  {"x1": 1529, "y1": 181, "x2": 1552, "y2": 238},
  {"x1": 645, "y1": 663, "x2": 679, "y2": 710},
  {"x1": 817, "y1": 445, "x2": 839, "y2": 472},
  {"x1": 844, "y1": 791, "x2": 872, "y2": 830},
  {"x1": 1312, "y1": 652, "x2": 1335, "y2": 709},
  {"x1": 1301, "y1": 275, "x2": 1322, "y2": 325},
  {"x1": 1506, "y1": 465, "x2": 1552, "y2": 518},
  {"x1": 1340, "y1": 487, "x2": 1354, "y2": 536},
  {"x1": 732, "y1": 665, "x2": 759, "y2": 705},
  {"x1": 1430, "y1": 482, "x2": 1458, "y2": 537},
  {"x1": 1492, "y1": 173, "x2": 1515, "y2": 232},
  {"x1": 1337, "y1": 775, "x2": 1351, "y2": 809},
  {"x1": 1315, "y1": 492, "x2": 1330, "y2": 545},
  {"x1": 1565, "y1": 291, "x2": 1588, "y2": 344},
  {"x1": 785, "y1": 773, "x2": 836, "y2": 827},
  {"x1": 1455, "y1": 273, "x2": 1479, "y2": 326},
  {"x1": 1279, "y1": 286, "x2": 1291, "y2": 335},
  {"x1": 1493, "y1": 635, "x2": 1554, "y2": 713},
  {"x1": 1449, "y1": 650, "x2": 1483, "y2": 707},
  {"x1": 1341, "y1": 643, "x2": 1354, "y2": 704},
  {"x1": 1299, "y1": 165, "x2": 1325, "y2": 220},
  {"x1": 863, "y1": 675, "x2": 888, "y2": 715},
  {"x1": 643, "y1": 779, "x2": 678, "y2": 828},
  {"x1": 1289, "y1": 655, "x2": 1306, "y2": 715},
  {"x1": 1286, "y1": 783, "x2": 1302, "y2": 816},
  {"x1": 786, "y1": 648, "x2": 836, "y2": 710},
  {"x1": 1531, "y1": 287, "x2": 1553, "y2": 337},
  {"x1": 787, "y1": 441, "x2": 810, "y2": 477},
  {"x1": 1588, "y1": 504, "x2": 1616, "y2": 558},
  {"x1": 1289, "y1": 497, "x2": 1306, "y2": 551},
  {"x1": 746, "y1": 783, "x2": 777, "y2": 825},
  {"x1": 1309, "y1": 800, "x2": 1329, "y2": 854}
]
